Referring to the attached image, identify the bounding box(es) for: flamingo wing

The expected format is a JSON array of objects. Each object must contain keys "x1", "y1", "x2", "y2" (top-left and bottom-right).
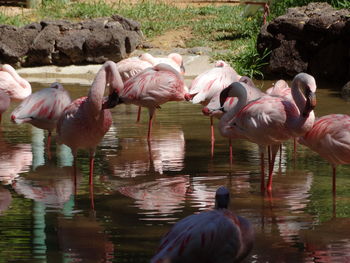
[
  {"x1": 116, "y1": 57, "x2": 153, "y2": 82},
  {"x1": 11, "y1": 87, "x2": 71, "y2": 124},
  {"x1": 299, "y1": 114, "x2": 350, "y2": 165},
  {"x1": 190, "y1": 66, "x2": 239, "y2": 105},
  {"x1": 121, "y1": 67, "x2": 186, "y2": 107},
  {"x1": 232, "y1": 96, "x2": 292, "y2": 145}
]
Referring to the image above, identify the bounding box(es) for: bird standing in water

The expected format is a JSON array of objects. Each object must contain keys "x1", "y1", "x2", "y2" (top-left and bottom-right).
[
  {"x1": 151, "y1": 186, "x2": 254, "y2": 263},
  {"x1": 56, "y1": 61, "x2": 122, "y2": 185},
  {"x1": 224, "y1": 73, "x2": 317, "y2": 192},
  {"x1": 299, "y1": 114, "x2": 350, "y2": 194},
  {"x1": 117, "y1": 63, "x2": 187, "y2": 140}
]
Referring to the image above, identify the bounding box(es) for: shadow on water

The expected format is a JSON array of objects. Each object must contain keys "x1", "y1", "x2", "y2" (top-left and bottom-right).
[{"x1": 0, "y1": 81, "x2": 349, "y2": 262}]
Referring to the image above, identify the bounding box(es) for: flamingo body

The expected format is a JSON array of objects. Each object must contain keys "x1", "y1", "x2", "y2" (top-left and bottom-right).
[
  {"x1": 188, "y1": 60, "x2": 240, "y2": 108},
  {"x1": 299, "y1": 114, "x2": 350, "y2": 165},
  {"x1": 56, "y1": 96, "x2": 113, "y2": 154},
  {"x1": 11, "y1": 82, "x2": 71, "y2": 132},
  {"x1": 119, "y1": 63, "x2": 186, "y2": 112},
  {"x1": 151, "y1": 187, "x2": 254, "y2": 263},
  {"x1": 116, "y1": 54, "x2": 153, "y2": 82},
  {"x1": 0, "y1": 64, "x2": 31, "y2": 100}
]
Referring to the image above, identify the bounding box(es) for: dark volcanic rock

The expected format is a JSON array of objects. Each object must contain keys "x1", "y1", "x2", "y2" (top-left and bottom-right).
[
  {"x1": 0, "y1": 15, "x2": 143, "y2": 67},
  {"x1": 257, "y1": 2, "x2": 350, "y2": 83}
]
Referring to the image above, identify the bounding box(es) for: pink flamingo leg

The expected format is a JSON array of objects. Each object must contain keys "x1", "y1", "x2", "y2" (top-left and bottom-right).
[
  {"x1": 90, "y1": 180, "x2": 95, "y2": 211},
  {"x1": 89, "y1": 151, "x2": 95, "y2": 185},
  {"x1": 147, "y1": 115, "x2": 153, "y2": 141},
  {"x1": 210, "y1": 116, "x2": 215, "y2": 158},
  {"x1": 136, "y1": 106, "x2": 141, "y2": 123},
  {"x1": 266, "y1": 145, "x2": 280, "y2": 192},
  {"x1": 332, "y1": 165, "x2": 336, "y2": 195},
  {"x1": 229, "y1": 139, "x2": 233, "y2": 165},
  {"x1": 260, "y1": 152, "x2": 265, "y2": 192}
]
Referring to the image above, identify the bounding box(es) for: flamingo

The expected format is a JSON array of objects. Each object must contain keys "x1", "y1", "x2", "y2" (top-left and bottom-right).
[
  {"x1": 0, "y1": 90, "x2": 10, "y2": 123},
  {"x1": 117, "y1": 63, "x2": 187, "y2": 140},
  {"x1": 266, "y1": 79, "x2": 299, "y2": 156},
  {"x1": 215, "y1": 78, "x2": 264, "y2": 164},
  {"x1": 56, "y1": 61, "x2": 122, "y2": 185},
  {"x1": 185, "y1": 60, "x2": 241, "y2": 156},
  {"x1": 11, "y1": 82, "x2": 72, "y2": 151},
  {"x1": 0, "y1": 64, "x2": 32, "y2": 101},
  {"x1": 299, "y1": 114, "x2": 350, "y2": 194},
  {"x1": 151, "y1": 186, "x2": 254, "y2": 263},
  {"x1": 224, "y1": 73, "x2": 317, "y2": 192},
  {"x1": 117, "y1": 52, "x2": 185, "y2": 122}
]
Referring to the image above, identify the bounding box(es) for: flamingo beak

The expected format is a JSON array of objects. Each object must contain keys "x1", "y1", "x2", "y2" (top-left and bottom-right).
[
  {"x1": 102, "y1": 91, "x2": 120, "y2": 109},
  {"x1": 302, "y1": 91, "x2": 316, "y2": 117},
  {"x1": 180, "y1": 62, "x2": 185, "y2": 75}
]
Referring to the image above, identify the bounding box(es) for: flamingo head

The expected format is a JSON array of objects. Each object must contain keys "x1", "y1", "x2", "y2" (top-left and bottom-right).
[
  {"x1": 49, "y1": 82, "x2": 64, "y2": 90},
  {"x1": 215, "y1": 186, "x2": 230, "y2": 209},
  {"x1": 302, "y1": 88, "x2": 316, "y2": 117},
  {"x1": 102, "y1": 91, "x2": 120, "y2": 109},
  {"x1": 202, "y1": 107, "x2": 211, "y2": 116}
]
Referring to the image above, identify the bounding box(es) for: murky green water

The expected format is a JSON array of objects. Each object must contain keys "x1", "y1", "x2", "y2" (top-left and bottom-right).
[{"x1": 0, "y1": 79, "x2": 350, "y2": 263}]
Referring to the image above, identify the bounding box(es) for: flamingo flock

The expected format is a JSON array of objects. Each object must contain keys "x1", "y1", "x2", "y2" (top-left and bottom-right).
[{"x1": 1, "y1": 51, "x2": 349, "y2": 262}]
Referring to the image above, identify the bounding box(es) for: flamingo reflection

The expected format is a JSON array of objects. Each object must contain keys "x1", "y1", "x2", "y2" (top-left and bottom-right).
[
  {"x1": 0, "y1": 141, "x2": 32, "y2": 185},
  {"x1": 12, "y1": 164, "x2": 80, "y2": 209},
  {"x1": 107, "y1": 128, "x2": 185, "y2": 177},
  {"x1": 116, "y1": 176, "x2": 190, "y2": 220}
]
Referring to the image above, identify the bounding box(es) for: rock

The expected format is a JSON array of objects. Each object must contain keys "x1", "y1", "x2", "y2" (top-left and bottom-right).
[
  {"x1": 341, "y1": 81, "x2": 350, "y2": 101},
  {"x1": 0, "y1": 15, "x2": 143, "y2": 67},
  {"x1": 257, "y1": 2, "x2": 350, "y2": 82}
]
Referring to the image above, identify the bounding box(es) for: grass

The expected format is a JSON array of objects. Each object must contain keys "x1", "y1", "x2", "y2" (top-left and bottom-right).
[{"x1": 0, "y1": 0, "x2": 348, "y2": 78}]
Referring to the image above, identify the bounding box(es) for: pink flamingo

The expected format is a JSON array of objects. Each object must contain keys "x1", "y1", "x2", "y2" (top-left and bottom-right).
[
  {"x1": 0, "y1": 90, "x2": 10, "y2": 123},
  {"x1": 151, "y1": 186, "x2": 254, "y2": 263},
  {"x1": 299, "y1": 114, "x2": 350, "y2": 194},
  {"x1": 185, "y1": 61, "x2": 241, "y2": 155},
  {"x1": 225, "y1": 73, "x2": 317, "y2": 192},
  {"x1": 11, "y1": 82, "x2": 71, "y2": 150},
  {"x1": 266, "y1": 79, "x2": 298, "y2": 155},
  {"x1": 117, "y1": 63, "x2": 187, "y2": 140},
  {"x1": 216, "y1": 78, "x2": 264, "y2": 164},
  {"x1": 56, "y1": 61, "x2": 123, "y2": 185},
  {"x1": 116, "y1": 53, "x2": 185, "y2": 122},
  {"x1": 0, "y1": 64, "x2": 32, "y2": 101}
]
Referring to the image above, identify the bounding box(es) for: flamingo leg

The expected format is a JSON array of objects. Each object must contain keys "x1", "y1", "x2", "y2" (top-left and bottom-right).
[
  {"x1": 279, "y1": 144, "x2": 282, "y2": 168},
  {"x1": 0, "y1": 114, "x2": 2, "y2": 123},
  {"x1": 147, "y1": 113, "x2": 154, "y2": 141},
  {"x1": 136, "y1": 106, "x2": 141, "y2": 123},
  {"x1": 89, "y1": 150, "x2": 95, "y2": 185},
  {"x1": 266, "y1": 144, "x2": 280, "y2": 192},
  {"x1": 332, "y1": 165, "x2": 336, "y2": 196},
  {"x1": 46, "y1": 131, "x2": 52, "y2": 160},
  {"x1": 260, "y1": 152, "x2": 265, "y2": 192},
  {"x1": 210, "y1": 116, "x2": 215, "y2": 159},
  {"x1": 229, "y1": 138, "x2": 233, "y2": 165}
]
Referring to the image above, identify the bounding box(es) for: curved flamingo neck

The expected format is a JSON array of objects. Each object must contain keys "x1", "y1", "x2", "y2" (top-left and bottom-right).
[{"x1": 88, "y1": 61, "x2": 123, "y2": 116}]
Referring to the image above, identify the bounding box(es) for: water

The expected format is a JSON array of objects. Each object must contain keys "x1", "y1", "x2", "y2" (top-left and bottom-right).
[{"x1": 0, "y1": 80, "x2": 350, "y2": 263}]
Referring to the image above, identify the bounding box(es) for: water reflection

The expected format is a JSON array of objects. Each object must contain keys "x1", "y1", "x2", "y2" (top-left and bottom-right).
[
  {"x1": 0, "y1": 138, "x2": 32, "y2": 184},
  {"x1": 58, "y1": 214, "x2": 114, "y2": 263},
  {"x1": 116, "y1": 176, "x2": 190, "y2": 222},
  {"x1": 0, "y1": 80, "x2": 349, "y2": 262},
  {"x1": 107, "y1": 128, "x2": 185, "y2": 177},
  {"x1": 12, "y1": 165, "x2": 78, "y2": 210}
]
